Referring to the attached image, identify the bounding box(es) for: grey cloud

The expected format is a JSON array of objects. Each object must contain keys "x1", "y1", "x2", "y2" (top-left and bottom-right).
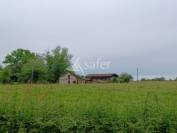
[{"x1": 0, "y1": 0, "x2": 176, "y2": 78}]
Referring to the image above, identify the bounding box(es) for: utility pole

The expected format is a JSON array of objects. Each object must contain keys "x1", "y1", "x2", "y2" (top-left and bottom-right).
[
  {"x1": 31, "y1": 66, "x2": 34, "y2": 84},
  {"x1": 137, "y1": 68, "x2": 139, "y2": 82}
]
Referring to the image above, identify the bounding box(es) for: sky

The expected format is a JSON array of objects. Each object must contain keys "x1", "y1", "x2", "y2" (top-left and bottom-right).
[{"x1": 0, "y1": 0, "x2": 177, "y2": 79}]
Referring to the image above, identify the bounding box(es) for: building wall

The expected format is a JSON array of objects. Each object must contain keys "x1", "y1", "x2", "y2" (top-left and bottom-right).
[
  {"x1": 88, "y1": 76, "x2": 116, "y2": 83},
  {"x1": 60, "y1": 73, "x2": 117, "y2": 84},
  {"x1": 59, "y1": 73, "x2": 78, "y2": 84}
]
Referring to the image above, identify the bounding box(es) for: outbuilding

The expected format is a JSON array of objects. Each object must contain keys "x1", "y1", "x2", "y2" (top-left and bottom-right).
[
  {"x1": 59, "y1": 72, "x2": 84, "y2": 84},
  {"x1": 85, "y1": 73, "x2": 118, "y2": 83}
]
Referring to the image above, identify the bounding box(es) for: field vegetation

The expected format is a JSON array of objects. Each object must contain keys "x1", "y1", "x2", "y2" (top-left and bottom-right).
[{"x1": 0, "y1": 82, "x2": 176, "y2": 132}]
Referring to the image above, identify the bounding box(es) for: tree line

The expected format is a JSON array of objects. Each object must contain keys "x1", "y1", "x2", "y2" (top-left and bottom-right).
[
  {"x1": 0, "y1": 46, "x2": 72, "y2": 83},
  {"x1": 1, "y1": 46, "x2": 175, "y2": 84},
  {"x1": 141, "y1": 77, "x2": 177, "y2": 81}
]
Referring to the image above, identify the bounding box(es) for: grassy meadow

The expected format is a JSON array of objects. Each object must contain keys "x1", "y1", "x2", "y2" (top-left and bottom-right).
[{"x1": 0, "y1": 82, "x2": 177, "y2": 132}]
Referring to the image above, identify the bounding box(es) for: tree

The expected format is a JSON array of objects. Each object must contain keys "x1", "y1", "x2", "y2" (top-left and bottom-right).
[
  {"x1": 112, "y1": 76, "x2": 118, "y2": 83},
  {"x1": 151, "y1": 77, "x2": 165, "y2": 81},
  {"x1": 45, "y1": 46, "x2": 72, "y2": 82},
  {"x1": 175, "y1": 77, "x2": 177, "y2": 81},
  {"x1": 19, "y1": 56, "x2": 47, "y2": 83},
  {"x1": 3, "y1": 49, "x2": 36, "y2": 82},
  {"x1": 141, "y1": 78, "x2": 146, "y2": 81},
  {"x1": 117, "y1": 73, "x2": 133, "y2": 83},
  {"x1": 0, "y1": 68, "x2": 11, "y2": 83}
]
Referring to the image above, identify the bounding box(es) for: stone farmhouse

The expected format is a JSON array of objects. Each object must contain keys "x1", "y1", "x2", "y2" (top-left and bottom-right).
[
  {"x1": 85, "y1": 73, "x2": 118, "y2": 83},
  {"x1": 59, "y1": 72, "x2": 118, "y2": 84},
  {"x1": 59, "y1": 72, "x2": 84, "y2": 84}
]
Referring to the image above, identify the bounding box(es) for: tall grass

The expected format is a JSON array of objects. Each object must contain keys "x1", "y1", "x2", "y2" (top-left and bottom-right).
[{"x1": 0, "y1": 82, "x2": 176, "y2": 132}]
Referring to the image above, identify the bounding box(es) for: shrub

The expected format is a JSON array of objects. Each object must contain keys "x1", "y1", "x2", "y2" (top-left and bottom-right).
[
  {"x1": 0, "y1": 68, "x2": 11, "y2": 83},
  {"x1": 141, "y1": 78, "x2": 146, "y2": 81},
  {"x1": 117, "y1": 73, "x2": 133, "y2": 83},
  {"x1": 112, "y1": 77, "x2": 118, "y2": 83},
  {"x1": 151, "y1": 77, "x2": 165, "y2": 81}
]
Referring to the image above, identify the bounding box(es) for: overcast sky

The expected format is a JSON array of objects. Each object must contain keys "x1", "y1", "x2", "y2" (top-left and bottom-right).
[{"x1": 0, "y1": 0, "x2": 177, "y2": 78}]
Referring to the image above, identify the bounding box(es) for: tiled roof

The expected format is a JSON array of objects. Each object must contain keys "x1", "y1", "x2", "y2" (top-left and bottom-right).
[{"x1": 86, "y1": 73, "x2": 118, "y2": 78}]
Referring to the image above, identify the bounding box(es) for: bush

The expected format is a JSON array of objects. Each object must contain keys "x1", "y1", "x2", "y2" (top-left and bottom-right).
[
  {"x1": 141, "y1": 77, "x2": 166, "y2": 82},
  {"x1": 117, "y1": 73, "x2": 133, "y2": 83},
  {"x1": 0, "y1": 68, "x2": 11, "y2": 83},
  {"x1": 112, "y1": 77, "x2": 118, "y2": 83},
  {"x1": 141, "y1": 78, "x2": 146, "y2": 81},
  {"x1": 151, "y1": 77, "x2": 165, "y2": 81}
]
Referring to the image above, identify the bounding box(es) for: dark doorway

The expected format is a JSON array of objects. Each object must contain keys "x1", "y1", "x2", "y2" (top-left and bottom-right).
[{"x1": 68, "y1": 75, "x2": 70, "y2": 84}]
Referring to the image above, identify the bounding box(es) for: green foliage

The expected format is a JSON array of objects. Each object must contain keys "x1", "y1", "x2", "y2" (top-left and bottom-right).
[
  {"x1": 45, "y1": 46, "x2": 72, "y2": 82},
  {"x1": 0, "y1": 68, "x2": 11, "y2": 83},
  {"x1": 0, "y1": 66, "x2": 2, "y2": 83},
  {"x1": 3, "y1": 49, "x2": 35, "y2": 66},
  {"x1": 141, "y1": 78, "x2": 146, "y2": 81},
  {"x1": 1, "y1": 46, "x2": 72, "y2": 83},
  {"x1": 152, "y1": 77, "x2": 165, "y2": 81},
  {"x1": 0, "y1": 82, "x2": 176, "y2": 132},
  {"x1": 3, "y1": 49, "x2": 36, "y2": 82},
  {"x1": 112, "y1": 76, "x2": 118, "y2": 83},
  {"x1": 141, "y1": 77, "x2": 166, "y2": 81},
  {"x1": 19, "y1": 56, "x2": 47, "y2": 83},
  {"x1": 117, "y1": 73, "x2": 133, "y2": 83}
]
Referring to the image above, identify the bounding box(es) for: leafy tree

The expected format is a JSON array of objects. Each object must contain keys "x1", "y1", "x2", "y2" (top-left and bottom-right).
[
  {"x1": 45, "y1": 46, "x2": 72, "y2": 82},
  {"x1": 19, "y1": 56, "x2": 47, "y2": 83},
  {"x1": 0, "y1": 68, "x2": 11, "y2": 83},
  {"x1": 112, "y1": 77, "x2": 118, "y2": 83},
  {"x1": 117, "y1": 73, "x2": 133, "y2": 83},
  {"x1": 141, "y1": 78, "x2": 146, "y2": 81},
  {"x1": 151, "y1": 77, "x2": 165, "y2": 81},
  {"x1": 3, "y1": 49, "x2": 36, "y2": 82},
  {"x1": 1, "y1": 46, "x2": 72, "y2": 83}
]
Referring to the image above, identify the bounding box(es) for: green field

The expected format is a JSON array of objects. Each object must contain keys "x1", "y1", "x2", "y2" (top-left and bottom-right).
[{"x1": 0, "y1": 82, "x2": 177, "y2": 132}]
